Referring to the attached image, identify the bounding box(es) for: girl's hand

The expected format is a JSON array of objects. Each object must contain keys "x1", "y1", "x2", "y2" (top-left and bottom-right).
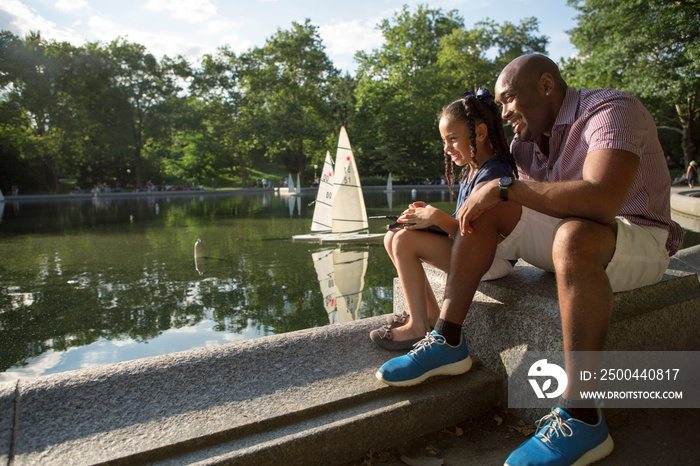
[{"x1": 399, "y1": 202, "x2": 435, "y2": 230}]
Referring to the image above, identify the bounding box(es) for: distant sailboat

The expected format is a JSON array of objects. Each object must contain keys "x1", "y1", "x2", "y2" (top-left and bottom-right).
[
  {"x1": 385, "y1": 173, "x2": 394, "y2": 211},
  {"x1": 279, "y1": 173, "x2": 299, "y2": 196},
  {"x1": 311, "y1": 247, "x2": 369, "y2": 323},
  {"x1": 292, "y1": 127, "x2": 384, "y2": 243}
]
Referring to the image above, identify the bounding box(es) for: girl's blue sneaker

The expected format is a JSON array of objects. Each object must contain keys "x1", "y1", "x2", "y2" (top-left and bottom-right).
[{"x1": 375, "y1": 330, "x2": 472, "y2": 387}]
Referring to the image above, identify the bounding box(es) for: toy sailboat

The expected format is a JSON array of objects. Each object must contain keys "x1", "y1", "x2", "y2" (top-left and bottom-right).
[{"x1": 292, "y1": 127, "x2": 384, "y2": 243}]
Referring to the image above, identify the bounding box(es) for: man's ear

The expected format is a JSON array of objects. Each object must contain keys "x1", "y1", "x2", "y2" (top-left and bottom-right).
[{"x1": 539, "y1": 72, "x2": 555, "y2": 96}]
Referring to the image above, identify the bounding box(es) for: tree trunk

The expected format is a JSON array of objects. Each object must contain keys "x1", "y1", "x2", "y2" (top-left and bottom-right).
[
  {"x1": 676, "y1": 97, "x2": 697, "y2": 168},
  {"x1": 52, "y1": 155, "x2": 61, "y2": 194},
  {"x1": 238, "y1": 149, "x2": 247, "y2": 188}
]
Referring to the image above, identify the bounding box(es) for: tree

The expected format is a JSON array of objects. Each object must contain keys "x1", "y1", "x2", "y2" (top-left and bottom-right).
[
  {"x1": 566, "y1": 0, "x2": 700, "y2": 167},
  {"x1": 105, "y1": 38, "x2": 189, "y2": 187},
  {"x1": 0, "y1": 32, "x2": 83, "y2": 193},
  {"x1": 438, "y1": 17, "x2": 549, "y2": 103},
  {"x1": 240, "y1": 20, "x2": 339, "y2": 187},
  {"x1": 191, "y1": 47, "x2": 259, "y2": 187},
  {"x1": 354, "y1": 5, "x2": 463, "y2": 182},
  {"x1": 353, "y1": 6, "x2": 548, "y2": 182}
]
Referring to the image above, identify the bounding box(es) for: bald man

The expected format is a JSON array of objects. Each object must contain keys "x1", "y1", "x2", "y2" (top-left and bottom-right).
[{"x1": 376, "y1": 54, "x2": 682, "y2": 465}]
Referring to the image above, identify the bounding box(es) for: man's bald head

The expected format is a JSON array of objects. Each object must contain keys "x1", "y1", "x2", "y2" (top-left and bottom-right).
[{"x1": 496, "y1": 54, "x2": 566, "y2": 96}]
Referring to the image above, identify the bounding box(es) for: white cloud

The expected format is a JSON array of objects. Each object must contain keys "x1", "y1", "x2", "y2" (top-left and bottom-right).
[
  {"x1": 1, "y1": 0, "x2": 76, "y2": 41},
  {"x1": 55, "y1": 0, "x2": 88, "y2": 12},
  {"x1": 0, "y1": 349, "x2": 65, "y2": 382},
  {"x1": 204, "y1": 18, "x2": 241, "y2": 35},
  {"x1": 317, "y1": 18, "x2": 384, "y2": 72},
  {"x1": 144, "y1": 0, "x2": 217, "y2": 24},
  {"x1": 216, "y1": 34, "x2": 253, "y2": 55},
  {"x1": 318, "y1": 18, "x2": 383, "y2": 56},
  {"x1": 85, "y1": 15, "x2": 210, "y2": 61}
]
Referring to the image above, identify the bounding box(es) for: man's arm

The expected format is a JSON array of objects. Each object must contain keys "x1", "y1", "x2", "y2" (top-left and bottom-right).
[{"x1": 458, "y1": 148, "x2": 639, "y2": 234}]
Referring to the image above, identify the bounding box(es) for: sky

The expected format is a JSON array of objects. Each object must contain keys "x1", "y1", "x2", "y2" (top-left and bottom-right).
[{"x1": 1, "y1": 0, "x2": 580, "y2": 74}]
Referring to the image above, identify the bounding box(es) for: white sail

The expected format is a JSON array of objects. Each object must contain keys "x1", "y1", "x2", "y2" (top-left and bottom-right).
[
  {"x1": 0, "y1": 189, "x2": 5, "y2": 202},
  {"x1": 296, "y1": 173, "x2": 301, "y2": 195},
  {"x1": 310, "y1": 151, "x2": 335, "y2": 233},
  {"x1": 331, "y1": 127, "x2": 369, "y2": 234},
  {"x1": 385, "y1": 173, "x2": 393, "y2": 192},
  {"x1": 287, "y1": 173, "x2": 295, "y2": 194},
  {"x1": 332, "y1": 249, "x2": 368, "y2": 322}
]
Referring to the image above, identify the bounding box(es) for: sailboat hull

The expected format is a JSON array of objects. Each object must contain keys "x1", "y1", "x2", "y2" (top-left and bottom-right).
[{"x1": 292, "y1": 232, "x2": 384, "y2": 244}]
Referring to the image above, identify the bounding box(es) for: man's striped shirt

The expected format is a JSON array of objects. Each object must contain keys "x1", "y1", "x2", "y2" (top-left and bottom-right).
[{"x1": 511, "y1": 87, "x2": 683, "y2": 255}]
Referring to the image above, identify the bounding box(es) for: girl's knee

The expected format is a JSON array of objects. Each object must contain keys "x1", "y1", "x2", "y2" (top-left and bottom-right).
[{"x1": 384, "y1": 229, "x2": 402, "y2": 259}]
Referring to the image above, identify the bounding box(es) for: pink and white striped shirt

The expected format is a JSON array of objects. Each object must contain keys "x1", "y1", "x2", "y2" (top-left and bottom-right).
[{"x1": 511, "y1": 87, "x2": 683, "y2": 255}]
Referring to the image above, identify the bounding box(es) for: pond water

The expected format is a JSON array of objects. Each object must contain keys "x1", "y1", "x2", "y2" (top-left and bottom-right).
[
  {"x1": 1, "y1": 189, "x2": 697, "y2": 383},
  {"x1": 0, "y1": 189, "x2": 457, "y2": 382}
]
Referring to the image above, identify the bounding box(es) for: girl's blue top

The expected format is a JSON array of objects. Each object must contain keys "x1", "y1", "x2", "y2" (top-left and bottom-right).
[{"x1": 454, "y1": 157, "x2": 514, "y2": 217}]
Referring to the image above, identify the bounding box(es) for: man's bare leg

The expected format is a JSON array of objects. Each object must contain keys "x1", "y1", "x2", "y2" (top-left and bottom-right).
[
  {"x1": 439, "y1": 200, "x2": 522, "y2": 326},
  {"x1": 553, "y1": 218, "x2": 617, "y2": 420}
]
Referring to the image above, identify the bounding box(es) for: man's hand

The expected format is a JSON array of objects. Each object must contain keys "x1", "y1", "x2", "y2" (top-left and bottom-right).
[{"x1": 457, "y1": 180, "x2": 502, "y2": 235}]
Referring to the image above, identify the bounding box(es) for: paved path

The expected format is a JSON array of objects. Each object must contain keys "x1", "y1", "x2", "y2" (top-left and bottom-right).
[{"x1": 345, "y1": 406, "x2": 700, "y2": 465}]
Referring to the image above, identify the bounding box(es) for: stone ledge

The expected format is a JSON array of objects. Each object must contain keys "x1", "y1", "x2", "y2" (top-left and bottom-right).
[
  {"x1": 2, "y1": 316, "x2": 501, "y2": 465},
  {"x1": 671, "y1": 189, "x2": 700, "y2": 218}
]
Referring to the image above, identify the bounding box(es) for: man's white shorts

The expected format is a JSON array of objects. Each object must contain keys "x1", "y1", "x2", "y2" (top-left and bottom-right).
[{"x1": 482, "y1": 207, "x2": 670, "y2": 292}]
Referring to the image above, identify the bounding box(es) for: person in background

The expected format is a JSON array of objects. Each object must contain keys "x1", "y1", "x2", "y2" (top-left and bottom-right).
[{"x1": 687, "y1": 160, "x2": 698, "y2": 188}]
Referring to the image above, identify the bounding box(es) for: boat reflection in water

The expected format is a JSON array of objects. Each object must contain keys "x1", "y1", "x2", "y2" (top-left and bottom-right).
[{"x1": 312, "y1": 247, "x2": 369, "y2": 323}]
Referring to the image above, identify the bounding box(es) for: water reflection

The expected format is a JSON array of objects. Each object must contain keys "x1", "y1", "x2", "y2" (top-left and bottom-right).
[{"x1": 312, "y1": 248, "x2": 368, "y2": 323}]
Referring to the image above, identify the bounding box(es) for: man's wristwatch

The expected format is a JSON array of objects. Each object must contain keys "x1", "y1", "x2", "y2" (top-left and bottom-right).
[{"x1": 499, "y1": 176, "x2": 513, "y2": 201}]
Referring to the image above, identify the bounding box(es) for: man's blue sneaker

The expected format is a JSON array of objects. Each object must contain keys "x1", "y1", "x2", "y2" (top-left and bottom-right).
[
  {"x1": 375, "y1": 330, "x2": 472, "y2": 387},
  {"x1": 504, "y1": 408, "x2": 613, "y2": 466}
]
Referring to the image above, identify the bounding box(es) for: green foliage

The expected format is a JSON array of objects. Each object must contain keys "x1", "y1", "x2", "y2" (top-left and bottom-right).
[
  {"x1": 2, "y1": 1, "x2": 696, "y2": 192},
  {"x1": 353, "y1": 6, "x2": 547, "y2": 182},
  {"x1": 564, "y1": 0, "x2": 700, "y2": 166}
]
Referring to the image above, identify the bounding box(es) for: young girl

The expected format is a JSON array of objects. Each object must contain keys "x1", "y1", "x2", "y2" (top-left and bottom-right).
[{"x1": 370, "y1": 88, "x2": 517, "y2": 350}]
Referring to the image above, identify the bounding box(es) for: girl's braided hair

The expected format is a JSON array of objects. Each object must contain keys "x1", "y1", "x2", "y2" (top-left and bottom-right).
[{"x1": 438, "y1": 87, "x2": 517, "y2": 195}]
